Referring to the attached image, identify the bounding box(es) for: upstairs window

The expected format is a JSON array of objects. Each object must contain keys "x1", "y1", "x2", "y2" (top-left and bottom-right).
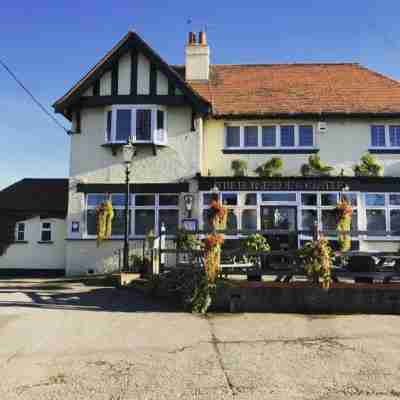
[
  {"x1": 41, "y1": 222, "x2": 52, "y2": 242},
  {"x1": 370, "y1": 125, "x2": 400, "y2": 148},
  {"x1": 16, "y1": 223, "x2": 25, "y2": 242},
  {"x1": 105, "y1": 105, "x2": 167, "y2": 145},
  {"x1": 225, "y1": 124, "x2": 315, "y2": 149}
]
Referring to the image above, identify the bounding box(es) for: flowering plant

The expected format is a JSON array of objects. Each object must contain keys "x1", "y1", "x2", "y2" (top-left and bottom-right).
[
  {"x1": 208, "y1": 200, "x2": 228, "y2": 230},
  {"x1": 203, "y1": 233, "x2": 225, "y2": 250},
  {"x1": 96, "y1": 200, "x2": 114, "y2": 247},
  {"x1": 335, "y1": 196, "x2": 353, "y2": 252}
]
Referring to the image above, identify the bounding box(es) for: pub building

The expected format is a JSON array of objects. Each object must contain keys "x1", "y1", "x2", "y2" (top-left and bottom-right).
[{"x1": 3, "y1": 30, "x2": 400, "y2": 276}]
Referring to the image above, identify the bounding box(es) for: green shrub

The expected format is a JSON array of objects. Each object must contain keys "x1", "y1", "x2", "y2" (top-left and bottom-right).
[
  {"x1": 300, "y1": 155, "x2": 333, "y2": 176},
  {"x1": 255, "y1": 157, "x2": 283, "y2": 177},
  {"x1": 353, "y1": 153, "x2": 383, "y2": 177},
  {"x1": 231, "y1": 159, "x2": 248, "y2": 177}
]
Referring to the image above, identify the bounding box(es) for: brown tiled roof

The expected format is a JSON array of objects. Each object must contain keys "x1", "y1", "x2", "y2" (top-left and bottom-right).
[{"x1": 178, "y1": 63, "x2": 400, "y2": 117}]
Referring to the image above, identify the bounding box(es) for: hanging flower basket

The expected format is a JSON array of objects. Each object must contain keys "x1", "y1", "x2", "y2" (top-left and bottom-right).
[
  {"x1": 335, "y1": 197, "x2": 353, "y2": 252},
  {"x1": 96, "y1": 200, "x2": 114, "y2": 247},
  {"x1": 208, "y1": 200, "x2": 228, "y2": 231}
]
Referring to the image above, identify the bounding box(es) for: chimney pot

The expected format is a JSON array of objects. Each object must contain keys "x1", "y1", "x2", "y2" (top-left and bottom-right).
[
  {"x1": 198, "y1": 31, "x2": 207, "y2": 45},
  {"x1": 188, "y1": 32, "x2": 196, "y2": 45}
]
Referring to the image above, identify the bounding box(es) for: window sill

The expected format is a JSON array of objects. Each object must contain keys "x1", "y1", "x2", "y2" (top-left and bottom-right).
[
  {"x1": 37, "y1": 241, "x2": 54, "y2": 244},
  {"x1": 14, "y1": 241, "x2": 28, "y2": 244},
  {"x1": 369, "y1": 148, "x2": 400, "y2": 154},
  {"x1": 222, "y1": 148, "x2": 319, "y2": 154}
]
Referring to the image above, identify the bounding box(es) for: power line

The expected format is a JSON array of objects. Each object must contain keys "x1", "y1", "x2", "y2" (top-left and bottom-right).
[{"x1": 0, "y1": 58, "x2": 69, "y2": 134}]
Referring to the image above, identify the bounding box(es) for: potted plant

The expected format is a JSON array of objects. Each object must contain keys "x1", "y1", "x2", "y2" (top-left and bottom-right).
[
  {"x1": 353, "y1": 153, "x2": 383, "y2": 177},
  {"x1": 231, "y1": 159, "x2": 248, "y2": 177},
  {"x1": 255, "y1": 157, "x2": 283, "y2": 177},
  {"x1": 300, "y1": 155, "x2": 333, "y2": 176}
]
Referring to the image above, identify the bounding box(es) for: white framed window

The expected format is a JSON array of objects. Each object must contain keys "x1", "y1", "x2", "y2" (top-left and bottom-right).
[
  {"x1": 41, "y1": 222, "x2": 52, "y2": 242},
  {"x1": 104, "y1": 105, "x2": 167, "y2": 145},
  {"x1": 85, "y1": 193, "x2": 179, "y2": 238},
  {"x1": 224, "y1": 123, "x2": 316, "y2": 149},
  {"x1": 370, "y1": 125, "x2": 400, "y2": 149},
  {"x1": 15, "y1": 222, "x2": 25, "y2": 242},
  {"x1": 364, "y1": 193, "x2": 400, "y2": 237}
]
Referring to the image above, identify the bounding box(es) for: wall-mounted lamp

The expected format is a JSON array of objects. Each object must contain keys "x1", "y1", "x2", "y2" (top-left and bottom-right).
[
  {"x1": 341, "y1": 184, "x2": 350, "y2": 192},
  {"x1": 211, "y1": 185, "x2": 219, "y2": 193},
  {"x1": 183, "y1": 194, "x2": 194, "y2": 218}
]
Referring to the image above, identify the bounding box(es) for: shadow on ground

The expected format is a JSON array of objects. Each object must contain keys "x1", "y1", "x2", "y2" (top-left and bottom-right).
[{"x1": 0, "y1": 277, "x2": 180, "y2": 313}]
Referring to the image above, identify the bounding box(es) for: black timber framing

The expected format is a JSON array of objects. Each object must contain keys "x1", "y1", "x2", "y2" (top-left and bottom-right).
[
  {"x1": 130, "y1": 49, "x2": 138, "y2": 95},
  {"x1": 53, "y1": 32, "x2": 210, "y2": 118},
  {"x1": 111, "y1": 63, "x2": 118, "y2": 95},
  {"x1": 75, "y1": 110, "x2": 81, "y2": 133},
  {"x1": 93, "y1": 79, "x2": 100, "y2": 96},
  {"x1": 150, "y1": 63, "x2": 157, "y2": 95},
  {"x1": 79, "y1": 95, "x2": 188, "y2": 108},
  {"x1": 76, "y1": 182, "x2": 189, "y2": 194},
  {"x1": 168, "y1": 80, "x2": 175, "y2": 96}
]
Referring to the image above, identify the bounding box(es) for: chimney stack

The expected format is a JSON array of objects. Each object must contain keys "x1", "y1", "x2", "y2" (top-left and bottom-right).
[{"x1": 185, "y1": 30, "x2": 210, "y2": 80}]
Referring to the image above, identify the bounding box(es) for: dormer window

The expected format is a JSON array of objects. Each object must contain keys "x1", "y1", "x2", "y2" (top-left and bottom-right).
[{"x1": 104, "y1": 105, "x2": 167, "y2": 145}]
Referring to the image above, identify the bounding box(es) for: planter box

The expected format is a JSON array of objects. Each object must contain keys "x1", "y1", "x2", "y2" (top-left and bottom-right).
[{"x1": 212, "y1": 283, "x2": 400, "y2": 314}]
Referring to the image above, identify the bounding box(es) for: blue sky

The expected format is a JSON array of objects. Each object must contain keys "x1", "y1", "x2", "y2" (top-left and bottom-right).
[{"x1": 1, "y1": 1, "x2": 400, "y2": 189}]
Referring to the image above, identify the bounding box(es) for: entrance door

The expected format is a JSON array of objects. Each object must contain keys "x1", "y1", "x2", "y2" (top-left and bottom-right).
[{"x1": 260, "y1": 206, "x2": 298, "y2": 250}]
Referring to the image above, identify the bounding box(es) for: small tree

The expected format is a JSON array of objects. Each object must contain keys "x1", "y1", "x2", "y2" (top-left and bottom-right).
[
  {"x1": 353, "y1": 153, "x2": 383, "y2": 177},
  {"x1": 300, "y1": 155, "x2": 333, "y2": 177},
  {"x1": 231, "y1": 159, "x2": 248, "y2": 177},
  {"x1": 255, "y1": 157, "x2": 283, "y2": 177}
]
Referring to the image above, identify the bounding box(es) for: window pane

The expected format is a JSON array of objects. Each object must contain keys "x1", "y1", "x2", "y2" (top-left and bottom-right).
[
  {"x1": 41, "y1": 230, "x2": 51, "y2": 242},
  {"x1": 226, "y1": 209, "x2": 238, "y2": 233},
  {"x1": 157, "y1": 110, "x2": 164, "y2": 130},
  {"x1": 242, "y1": 209, "x2": 257, "y2": 230},
  {"x1": 301, "y1": 209, "x2": 317, "y2": 232},
  {"x1": 365, "y1": 194, "x2": 385, "y2": 206},
  {"x1": 221, "y1": 193, "x2": 237, "y2": 206},
  {"x1": 390, "y1": 210, "x2": 400, "y2": 234},
  {"x1": 299, "y1": 125, "x2": 313, "y2": 147},
  {"x1": 371, "y1": 125, "x2": 385, "y2": 147},
  {"x1": 261, "y1": 193, "x2": 296, "y2": 202},
  {"x1": 301, "y1": 193, "x2": 317, "y2": 206},
  {"x1": 17, "y1": 232, "x2": 25, "y2": 241},
  {"x1": 135, "y1": 195, "x2": 155, "y2": 206},
  {"x1": 390, "y1": 194, "x2": 400, "y2": 206},
  {"x1": 106, "y1": 111, "x2": 112, "y2": 142},
  {"x1": 245, "y1": 193, "x2": 257, "y2": 206},
  {"x1": 87, "y1": 194, "x2": 107, "y2": 207},
  {"x1": 389, "y1": 126, "x2": 400, "y2": 147},
  {"x1": 116, "y1": 109, "x2": 131, "y2": 141},
  {"x1": 244, "y1": 126, "x2": 258, "y2": 147},
  {"x1": 203, "y1": 210, "x2": 212, "y2": 231},
  {"x1": 262, "y1": 126, "x2": 276, "y2": 146},
  {"x1": 112, "y1": 209, "x2": 131, "y2": 236},
  {"x1": 351, "y1": 210, "x2": 358, "y2": 232},
  {"x1": 42, "y1": 222, "x2": 51, "y2": 229},
  {"x1": 136, "y1": 109, "x2": 152, "y2": 141},
  {"x1": 111, "y1": 194, "x2": 131, "y2": 207},
  {"x1": 159, "y1": 194, "x2": 179, "y2": 206},
  {"x1": 366, "y1": 210, "x2": 386, "y2": 234},
  {"x1": 321, "y1": 193, "x2": 338, "y2": 206},
  {"x1": 17, "y1": 223, "x2": 25, "y2": 232},
  {"x1": 280, "y1": 126, "x2": 295, "y2": 147},
  {"x1": 321, "y1": 210, "x2": 337, "y2": 231},
  {"x1": 203, "y1": 193, "x2": 218, "y2": 206},
  {"x1": 135, "y1": 209, "x2": 155, "y2": 235},
  {"x1": 159, "y1": 209, "x2": 179, "y2": 234},
  {"x1": 343, "y1": 193, "x2": 358, "y2": 206},
  {"x1": 87, "y1": 210, "x2": 97, "y2": 235},
  {"x1": 226, "y1": 126, "x2": 240, "y2": 147}
]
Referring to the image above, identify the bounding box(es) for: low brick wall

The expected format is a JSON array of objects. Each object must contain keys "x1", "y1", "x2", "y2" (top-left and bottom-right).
[{"x1": 213, "y1": 286, "x2": 400, "y2": 314}]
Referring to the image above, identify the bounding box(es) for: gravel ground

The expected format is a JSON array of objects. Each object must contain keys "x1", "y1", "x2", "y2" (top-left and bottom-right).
[{"x1": 0, "y1": 277, "x2": 400, "y2": 399}]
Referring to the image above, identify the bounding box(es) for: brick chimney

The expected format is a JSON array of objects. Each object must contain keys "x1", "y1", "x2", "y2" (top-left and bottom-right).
[{"x1": 185, "y1": 31, "x2": 210, "y2": 80}]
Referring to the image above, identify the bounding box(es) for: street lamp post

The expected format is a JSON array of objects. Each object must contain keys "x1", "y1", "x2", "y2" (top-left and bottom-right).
[{"x1": 122, "y1": 140, "x2": 135, "y2": 271}]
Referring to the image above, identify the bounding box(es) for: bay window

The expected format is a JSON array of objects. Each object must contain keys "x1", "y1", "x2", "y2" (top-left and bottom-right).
[{"x1": 105, "y1": 105, "x2": 167, "y2": 145}]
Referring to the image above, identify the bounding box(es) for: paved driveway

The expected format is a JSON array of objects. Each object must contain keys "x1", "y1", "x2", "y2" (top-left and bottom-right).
[{"x1": 0, "y1": 278, "x2": 400, "y2": 399}]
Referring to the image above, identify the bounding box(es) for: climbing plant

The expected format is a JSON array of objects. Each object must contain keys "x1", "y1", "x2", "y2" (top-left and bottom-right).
[
  {"x1": 335, "y1": 196, "x2": 353, "y2": 252},
  {"x1": 255, "y1": 157, "x2": 283, "y2": 177}
]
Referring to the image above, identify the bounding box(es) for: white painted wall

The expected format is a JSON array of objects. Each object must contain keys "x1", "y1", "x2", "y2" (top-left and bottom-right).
[
  {"x1": 156, "y1": 71, "x2": 168, "y2": 95},
  {"x1": 137, "y1": 53, "x2": 150, "y2": 95},
  {"x1": 118, "y1": 52, "x2": 131, "y2": 95},
  {"x1": 100, "y1": 71, "x2": 111, "y2": 96},
  {"x1": 0, "y1": 217, "x2": 66, "y2": 270}
]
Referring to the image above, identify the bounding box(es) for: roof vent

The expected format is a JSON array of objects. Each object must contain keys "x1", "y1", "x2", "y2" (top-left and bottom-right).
[{"x1": 317, "y1": 122, "x2": 328, "y2": 134}]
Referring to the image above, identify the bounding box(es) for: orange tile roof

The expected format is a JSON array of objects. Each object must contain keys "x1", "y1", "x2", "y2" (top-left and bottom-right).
[{"x1": 182, "y1": 63, "x2": 400, "y2": 117}]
